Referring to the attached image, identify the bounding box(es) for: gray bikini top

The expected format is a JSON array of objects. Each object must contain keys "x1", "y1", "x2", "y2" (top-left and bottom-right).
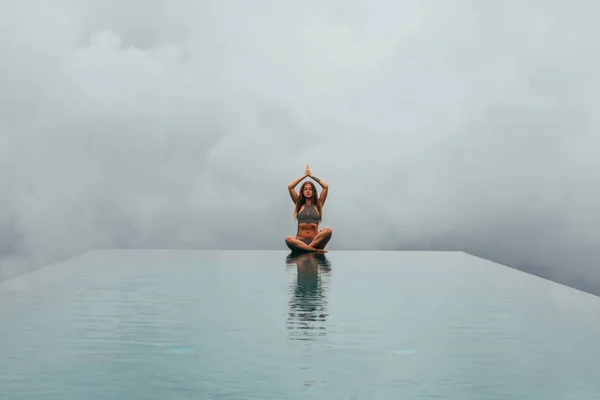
[{"x1": 297, "y1": 204, "x2": 320, "y2": 224}]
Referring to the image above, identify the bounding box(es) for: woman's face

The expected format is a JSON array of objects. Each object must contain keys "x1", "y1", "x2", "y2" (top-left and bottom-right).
[{"x1": 302, "y1": 183, "x2": 314, "y2": 199}]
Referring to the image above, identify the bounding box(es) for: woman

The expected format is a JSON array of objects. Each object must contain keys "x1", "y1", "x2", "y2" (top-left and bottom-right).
[{"x1": 285, "y1": 164, "x2": 333, "y2": 253}]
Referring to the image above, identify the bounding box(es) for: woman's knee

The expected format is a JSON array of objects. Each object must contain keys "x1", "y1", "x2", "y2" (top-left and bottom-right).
[
  {"x1": 322, "y1": 227, "x2": 333, "y2": 236},
  {"x1": 285, "y1": 235, "x2": 296, "y2": 245}
]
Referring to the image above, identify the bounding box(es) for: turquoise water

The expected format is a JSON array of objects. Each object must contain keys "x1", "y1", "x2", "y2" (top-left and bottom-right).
[{"x1": 1, "y1": 250, "x2": 600, "y2": 399}]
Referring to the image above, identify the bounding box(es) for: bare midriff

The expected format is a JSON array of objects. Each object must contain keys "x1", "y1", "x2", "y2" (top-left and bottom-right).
[{"x1": 297, "y1": 223, "x2": 319, "y2": 240}]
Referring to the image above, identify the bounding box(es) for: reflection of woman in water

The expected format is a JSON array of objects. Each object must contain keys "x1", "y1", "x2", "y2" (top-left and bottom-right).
[
  {"x1": 285, "y1": 164, "x2": 332, "y2": 253},
  {"x1": 286, "y1": 252, "x2": 332, "y2": 340}
]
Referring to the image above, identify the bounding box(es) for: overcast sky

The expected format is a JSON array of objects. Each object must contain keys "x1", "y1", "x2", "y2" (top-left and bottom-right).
[{"x1": 1, "y1": 1, "x2": 599, "y2": 293}]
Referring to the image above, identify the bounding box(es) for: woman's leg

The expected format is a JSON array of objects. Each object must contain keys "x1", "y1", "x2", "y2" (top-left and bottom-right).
[
  {"x1": 285, "y1": 236, "x2": 316, "y2": 252},
  {"x1": 285, "y1": 236, "x2": 327, "y2": 253},
  {"x1": 308, "y1": 227, "x2": 332, "y2": 249}
]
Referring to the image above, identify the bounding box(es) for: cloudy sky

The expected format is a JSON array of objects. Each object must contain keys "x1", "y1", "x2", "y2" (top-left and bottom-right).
[{"x1": 1, "y1": 1, "x2": 599, "y2": 293}]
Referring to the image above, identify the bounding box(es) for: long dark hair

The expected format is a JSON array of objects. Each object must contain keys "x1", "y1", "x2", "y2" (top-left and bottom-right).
[{"x1": 293, "y1": 181, "x2": 322, "y2": 222}]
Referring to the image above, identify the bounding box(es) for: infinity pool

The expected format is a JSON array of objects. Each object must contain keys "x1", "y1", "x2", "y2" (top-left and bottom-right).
[{"x1": 1, "y1": 250, "x2": 599, "y2": 399}]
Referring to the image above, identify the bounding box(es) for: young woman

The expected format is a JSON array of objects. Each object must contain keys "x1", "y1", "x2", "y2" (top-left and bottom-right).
[{"x1": 285, "y1": 164, "x2": 332, "y2": 253}]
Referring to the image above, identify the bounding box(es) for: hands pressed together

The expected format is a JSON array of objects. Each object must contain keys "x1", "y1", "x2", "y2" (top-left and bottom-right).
[{"x1": 304, "y1": 163, "x2": 312, "y2": 178}]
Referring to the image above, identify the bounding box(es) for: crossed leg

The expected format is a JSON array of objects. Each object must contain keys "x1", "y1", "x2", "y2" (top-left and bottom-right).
[
  {"x1": 285, "y1": 236, "x2": 318, "y2": 252},
  {"x1": 309, "y1": 227, "x2": 332, "y2": 249},
  {"x1": 285, "y1": 227, "x2": 333, "y2": 253}
]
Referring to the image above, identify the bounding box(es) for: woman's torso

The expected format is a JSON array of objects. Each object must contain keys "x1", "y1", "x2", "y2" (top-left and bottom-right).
[{"x1": 296, "y1": 204, "x2": 320, "y2": 238}]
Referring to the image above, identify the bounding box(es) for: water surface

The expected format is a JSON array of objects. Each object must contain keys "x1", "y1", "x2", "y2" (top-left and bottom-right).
[{"x1": 1, "y1": 250, "x2": 599, "y2": 399}]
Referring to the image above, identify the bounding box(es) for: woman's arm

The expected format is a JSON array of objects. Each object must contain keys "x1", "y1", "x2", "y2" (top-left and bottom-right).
[
  {"x1": 311, "y1": 174, "x2": 329, "y2": 207},
  {"x1": 287, "y1": 174, "x2": 307, "y2": 204}
]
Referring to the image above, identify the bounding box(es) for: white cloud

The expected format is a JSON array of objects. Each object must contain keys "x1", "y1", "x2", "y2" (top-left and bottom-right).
[{"x1": 1, "y1": 1, "x2": 599, "y2": 293}]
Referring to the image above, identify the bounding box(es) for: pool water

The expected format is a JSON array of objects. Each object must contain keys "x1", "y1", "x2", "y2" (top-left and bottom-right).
[{"x1": 1, "y1": 250, "x2": 599, "y2": 399}]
